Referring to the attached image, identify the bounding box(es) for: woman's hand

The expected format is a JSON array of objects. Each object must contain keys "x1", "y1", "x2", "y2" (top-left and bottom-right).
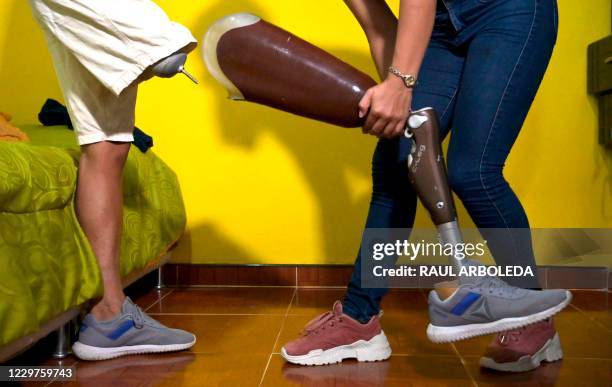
[{"x1": 359, "y1": 76, "x2": 412, "y2": 138}]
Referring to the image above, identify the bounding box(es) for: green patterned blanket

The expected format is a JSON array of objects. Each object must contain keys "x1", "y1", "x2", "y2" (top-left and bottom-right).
[{"x1": 0, "y1": 125, "x2": 186, "y2": 347}]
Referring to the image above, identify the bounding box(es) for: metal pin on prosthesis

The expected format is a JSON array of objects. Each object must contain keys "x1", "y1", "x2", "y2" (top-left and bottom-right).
[
  {"x1": 179, "y1": 68, "x2": 199, "y2": 84},
  {"x1": 152, "y1": 52, "x2": 199, "y2": 84}
]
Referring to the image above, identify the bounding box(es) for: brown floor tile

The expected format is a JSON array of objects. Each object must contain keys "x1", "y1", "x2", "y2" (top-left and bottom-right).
[
  {"x1": 570, "y1": 290, "x2": 611, "y2": 330},
  {"x1": 62, "y1": 352, "x2": 195, "y2": 386},
  {"x1": 52, "y1": 352, "x2": 269, "y2": 387},
  {"x1": 147, "y1": 287, "x2": 295, "y2": 315},
  {"x1": 131, "y1": 288, "x2": 173, "y2": 311},
  {"x1": 16, "y1": 356, "x2": 77, "y2": 387},
  {"x1": 287, "y1": 288, "x2": 428, "y2": 316},
  {"x1": 155, "y1": 353, "x2": 270, "y2": 387},
  {"x1": 381, "y1": 289, "x2": 456, "y2": 356},
  {"x1": 554, "y1": 307, "x2": 612, "y2": 359},
  {"x1": 570, "y1": 290, "x2": 610, "y2": 310},
  {"x1": 382, "y1": 315, "x2": 456, "y2": 357},
  {"x1": 379, "y1": 289, "x2": 429, "y2": 314},
  {"x1": 262, "y1": 354, "x2": 474, "y2": 386},
  {"x1": 154, "y1": 314, "x2": 284, "y2": 355},
  {"x1": 464, "y1": 356, "x2": 611, "y2": 387},
  {"x1": 287, "y1": 288, "x2": 346, "y2": 315}
]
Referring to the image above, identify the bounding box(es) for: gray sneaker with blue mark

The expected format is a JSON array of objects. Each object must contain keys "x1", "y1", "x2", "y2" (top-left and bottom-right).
[
  {"x1": 427, "y1": 276, "x2": 571, "y2": 343},
  {"x1": 73, "y1": 297, "x2": 196, "y2": 361}
]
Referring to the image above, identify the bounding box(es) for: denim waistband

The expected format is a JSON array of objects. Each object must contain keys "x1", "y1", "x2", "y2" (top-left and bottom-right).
[{"x1": 436, "y1": 0, "x2": 548, "y2": 35}]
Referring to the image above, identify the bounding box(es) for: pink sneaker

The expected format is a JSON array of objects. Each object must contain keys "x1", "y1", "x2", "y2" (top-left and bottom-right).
[
  {"x1": 480, "y1": 318, "x2": 563, "y2": 372},
  {"x1": 281, "y1": 301, "x2": 392, "y2": 366}
]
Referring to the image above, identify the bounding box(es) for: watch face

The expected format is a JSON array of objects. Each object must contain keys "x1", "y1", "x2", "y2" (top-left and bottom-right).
[{"x1": 404, "y1": 76, "x2": 416, "y2": 87}]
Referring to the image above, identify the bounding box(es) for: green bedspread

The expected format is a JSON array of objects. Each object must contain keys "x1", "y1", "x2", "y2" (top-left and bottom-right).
[{"x1": 0, "y1": 125, "x2": 186, "y2": 347}]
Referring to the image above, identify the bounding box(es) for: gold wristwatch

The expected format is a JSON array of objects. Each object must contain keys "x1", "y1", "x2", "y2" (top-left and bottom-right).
[{"x1": 388, "y1": 66, "x2": 417, "y2": 88}]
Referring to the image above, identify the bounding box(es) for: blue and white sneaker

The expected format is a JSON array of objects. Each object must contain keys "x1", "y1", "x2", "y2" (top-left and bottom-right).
[
  {"x1": 427, "y1": 277, "x2": 571, "y2": 343},
  {"x1": 72, "y1": 297, "x2": 196, "y2": 361}
]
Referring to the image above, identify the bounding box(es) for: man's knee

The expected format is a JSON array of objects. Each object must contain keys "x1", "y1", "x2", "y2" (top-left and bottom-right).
[{"x1": 80, "y1": 141, "x2": 131, "y2": 168}]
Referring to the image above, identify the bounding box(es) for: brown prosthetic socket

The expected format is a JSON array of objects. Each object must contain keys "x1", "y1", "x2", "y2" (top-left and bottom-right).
[
  {"x1": 204, "y1": 13, "x2": 376, "y2": 128},
  {"x1": 406, "y1": 108, "x2": 457, "y2": 226}
]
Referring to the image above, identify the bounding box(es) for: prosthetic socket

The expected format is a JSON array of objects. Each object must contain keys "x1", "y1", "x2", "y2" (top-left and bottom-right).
[
  {"x1": 204, "y1": 13, "x2": 376, "y2": 127},
  {"x1": 205, "y1": 13, "x2": 469, "y2": 272}
]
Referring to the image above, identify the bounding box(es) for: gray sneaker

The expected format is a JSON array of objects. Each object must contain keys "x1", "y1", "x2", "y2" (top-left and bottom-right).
[
  {"x1": 427, "y1": 277, "x2": 571, "y2": 343},
  {"x1": 72, "y1": 297, "x2": 196, "y2": 361}
]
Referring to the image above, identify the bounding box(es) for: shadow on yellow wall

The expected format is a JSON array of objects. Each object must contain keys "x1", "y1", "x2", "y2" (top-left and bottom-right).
[{"x1": 177, "y1": 0, "x2": 380, "y2": 263}]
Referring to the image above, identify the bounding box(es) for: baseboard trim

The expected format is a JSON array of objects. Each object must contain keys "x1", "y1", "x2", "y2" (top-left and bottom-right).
[{"x1": 162, "y1": 264, "x2": 611, "y2": 290}]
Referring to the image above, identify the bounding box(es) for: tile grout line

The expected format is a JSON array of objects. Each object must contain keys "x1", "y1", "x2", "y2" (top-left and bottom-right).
[
  {"x1": 143, "y1": 288, "x2": 174, "y2": 311},
  {"x1": 161, "y1": 284, "x2": 350, "y2": 289},
  {"x1": 259, "y1": 288, "x2": 297, "y2": 387},
  {"x1": 148, "y1": 312, "x2": 291, "y2": 316},
  {"x1": 451, "y1": 343, "x2": 479, "y2": 387},
  {"x1": 144, "y1": 288, "x2": 175, "y2": 313},
  {"x1": 165, "y1": 285, "x2": 300, "y2": 289},
  {"x1": 47, "y1": 360, "x2": 78, "y2": 386},
  {"x1": 568, "y1": 304, "x2": 609, "y2": 331}
]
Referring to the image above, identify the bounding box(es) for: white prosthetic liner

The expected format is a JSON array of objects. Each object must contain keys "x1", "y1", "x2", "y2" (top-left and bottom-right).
[{"x1": 204, "y1": 13, "x2": 260, "y2": 100}]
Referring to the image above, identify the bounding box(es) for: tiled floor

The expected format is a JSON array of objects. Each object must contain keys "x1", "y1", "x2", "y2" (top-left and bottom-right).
[{"x1": 9, "y1": 285, "x2": 611, "y2": 386}]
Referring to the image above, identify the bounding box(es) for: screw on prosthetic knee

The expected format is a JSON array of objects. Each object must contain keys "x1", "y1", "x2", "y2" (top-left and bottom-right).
[{"x1": 152, "y1": 53, "x2": 199, "y2": 84}]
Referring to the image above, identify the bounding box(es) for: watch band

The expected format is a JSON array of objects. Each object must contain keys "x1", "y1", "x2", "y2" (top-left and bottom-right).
[{"x1": 388, "y1": 66, "x2": 417, "y2": 88}]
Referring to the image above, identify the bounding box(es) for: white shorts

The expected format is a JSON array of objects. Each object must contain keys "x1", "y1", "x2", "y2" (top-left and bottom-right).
[{"x1": 29, "y1": 0, "x2": 197, "y2": 145}]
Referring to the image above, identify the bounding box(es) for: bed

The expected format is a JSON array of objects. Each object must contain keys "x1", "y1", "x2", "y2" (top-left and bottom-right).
[{"x1": 0, "y1": 124, "x2": 186, "y2": 361}]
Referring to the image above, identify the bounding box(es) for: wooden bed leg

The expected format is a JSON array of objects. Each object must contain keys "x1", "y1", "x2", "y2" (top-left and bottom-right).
[
  {"x1": 156, "y1": 266, "x2": 164, "y2": 290},
  {"x1": 53, "y1": 322, "x2": 72, "y2": 359}
]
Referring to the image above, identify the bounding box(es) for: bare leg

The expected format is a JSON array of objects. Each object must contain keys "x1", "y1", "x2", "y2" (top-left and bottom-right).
[{"x1": 76, "y1": 141, "x2": 131, "y2": 321}]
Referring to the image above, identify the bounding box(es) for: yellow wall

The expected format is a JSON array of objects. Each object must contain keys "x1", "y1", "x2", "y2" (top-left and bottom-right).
[{"x1": 0, "y1": 0, "x2": 610, "y2": 265}]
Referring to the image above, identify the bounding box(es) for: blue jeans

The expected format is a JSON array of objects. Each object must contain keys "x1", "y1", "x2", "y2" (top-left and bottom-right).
[{"x1": 343, "y1": 0, "x2": 558, "y2": 323}]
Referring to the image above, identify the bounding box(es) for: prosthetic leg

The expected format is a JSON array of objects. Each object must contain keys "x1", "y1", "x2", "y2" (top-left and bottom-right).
[
  {"x1": 404, "y1": 108, "x2": 470, "y2": 274},
  {"x1": 204, "y1": 13, "x2": 468, "y2": 272}
]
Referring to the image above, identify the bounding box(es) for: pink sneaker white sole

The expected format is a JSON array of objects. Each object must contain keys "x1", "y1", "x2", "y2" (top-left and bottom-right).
[
  {"x1": 281, "y1": 331, "x2": 392, "y2": 366},
  {"x1": 479, "y1": 333, "x2": 563, "y2": 372}
]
